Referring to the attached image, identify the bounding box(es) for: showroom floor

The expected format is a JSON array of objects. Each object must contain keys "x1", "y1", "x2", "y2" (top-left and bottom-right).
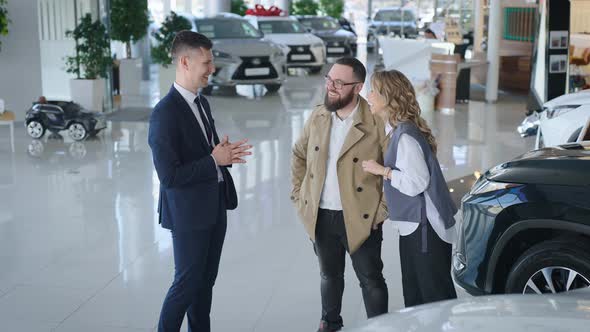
[{"x1": 0, "y1": 53, "x2": 536, "y2": 331}]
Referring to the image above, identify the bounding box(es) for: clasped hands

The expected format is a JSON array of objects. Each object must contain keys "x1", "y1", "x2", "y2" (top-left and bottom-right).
[{"x1": 212, "y1": 136, "x2": 253, "y2": 166}]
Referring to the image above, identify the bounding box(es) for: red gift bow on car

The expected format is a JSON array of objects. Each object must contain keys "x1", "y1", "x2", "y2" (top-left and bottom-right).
[{"x1": 245, "y1": 4, "x2": 284, "y2": 16}]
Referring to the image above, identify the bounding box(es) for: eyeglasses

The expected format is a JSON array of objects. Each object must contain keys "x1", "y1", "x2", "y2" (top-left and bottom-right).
[{"x1": 324, "y1": 75, "x2": 362, "y2": 90}]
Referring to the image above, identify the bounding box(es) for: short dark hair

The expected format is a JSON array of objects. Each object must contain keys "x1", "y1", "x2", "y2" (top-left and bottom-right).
[
  {"x1": 424, "y1": 28, "x2": 437, "y2": 39},
  {"x1": 171, "y1": 30, "x2": 213, "y2": 62},
  {"x1": 334, "y1": 57, "x2": 367, "y2": 82}
]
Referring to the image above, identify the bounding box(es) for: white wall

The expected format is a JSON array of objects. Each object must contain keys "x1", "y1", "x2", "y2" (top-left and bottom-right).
[{"x1": 0, "y1": 0, "x2": 44, "y2": 121}]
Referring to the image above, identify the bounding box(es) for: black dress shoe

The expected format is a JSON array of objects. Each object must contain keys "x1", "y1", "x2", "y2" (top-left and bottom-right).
[{"x1": 317, "y1": 319, "x2": 343, "y2": 332}]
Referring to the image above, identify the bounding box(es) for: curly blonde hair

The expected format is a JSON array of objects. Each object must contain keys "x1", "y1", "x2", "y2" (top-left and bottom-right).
[{"x1": 371, "y1": 70, "x2": 438, "y2": 154}]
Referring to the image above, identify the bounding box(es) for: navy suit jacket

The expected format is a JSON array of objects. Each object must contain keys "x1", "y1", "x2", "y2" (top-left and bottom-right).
[{"x1": 148, "y1": 86, "x2": 238, "y2": 232}]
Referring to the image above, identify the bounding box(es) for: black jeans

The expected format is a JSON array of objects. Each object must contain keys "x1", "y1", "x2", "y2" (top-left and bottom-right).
[{"x1": 313, "y1": 209, "x2": 388, "y2": 326}]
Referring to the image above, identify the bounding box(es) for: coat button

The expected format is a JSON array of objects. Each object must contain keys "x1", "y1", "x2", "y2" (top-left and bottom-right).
[
  {"x1": 357, "y1": 187, "x2": 363, "y2": 192},
  {"x1": 363, "y1": 214, "x2": 369, "y2": 219},
  {"x1": 353, "y1": 157, "x2": 359, "y2": 163},
  {"x1": 305, "y1": 200, "x2": 308, "y2": 205},
  {"x1": 290, "y1": 195, "x2": 295, "y2": 200},
  {"x1": 310, "y1": 173, "x2": 314, "y2": 179},
  {"x1": 315, "y1": 146, "x2": 319, "y2": 151}
]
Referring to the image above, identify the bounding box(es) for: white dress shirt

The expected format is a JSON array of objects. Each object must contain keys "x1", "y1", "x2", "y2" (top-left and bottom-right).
[
  {"x1": 386, "y1": 128, "x2": 456, "y2": 244},
  {"x1": 319, "y1": 102, "x2": 359, "y2": 211},
  {"x1": 173, "y1": 82, "x2": 223, "y2": 182}
]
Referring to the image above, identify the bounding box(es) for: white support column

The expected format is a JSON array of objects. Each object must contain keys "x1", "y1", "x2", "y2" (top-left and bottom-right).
[
  {"x1": 163, "y1": 0, "x2": 171, "y2": 16},
  {"x1": 485, "y1": 0, "x2": 502, "y2": 103},
  {"x1": 184, "y1": 0, "x2": 192, "y2": 14},
  {"x1": 275, "y1": 0, "x2": 290, "y2": 13},
  {"x1": 473, "y1": 0, "x2": 484, "y2": 52},
  {"x1": 207, "y1": 0, "x2": 230, "y2": 16}
]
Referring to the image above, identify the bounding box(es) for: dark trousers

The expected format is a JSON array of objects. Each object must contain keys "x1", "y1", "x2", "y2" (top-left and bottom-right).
[
  {"x1": 399, "y1": 220, "x2": 457, "y2": 307},
  {"x1": 313, "y1": 209, "x2": 389, "y2": 327},
  {"x1": 158, "y1": 185, "x2": 227, "y2": 332}
]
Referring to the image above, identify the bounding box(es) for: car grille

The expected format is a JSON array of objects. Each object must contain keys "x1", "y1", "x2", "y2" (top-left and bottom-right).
[
  {"x1": 375, "y1": 26, "x2": 401, "y2": 35},
  {"x1": 287, "y1": 45, "x2": 316, "y2": 63},
  {"x1": 232, "y1": 56, "x2": 278, "y2": 80}
]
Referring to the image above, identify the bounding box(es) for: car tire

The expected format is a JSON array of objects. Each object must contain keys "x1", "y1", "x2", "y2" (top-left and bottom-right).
[
  {"x1": 26, "y1": 120, "x2": 46, "y2": 139},
  {"x1": 309, "y1": 66, "x2": 323, "y2": 74},
  {"x1": 201, "y1": 85, "x2": 214, "y2": 96},
  {"x1": 265, "y1": 84, "x2": 281, "y2": 93},
  {"x1": 368, "y1": 46, "x2": 375, "y2": 53},
  {"x1": 505, "y1": 239, "x2": 590, "y2": 294},
  {"x1": 68, "y1": 122, "x2": 88, "y2": 141}
]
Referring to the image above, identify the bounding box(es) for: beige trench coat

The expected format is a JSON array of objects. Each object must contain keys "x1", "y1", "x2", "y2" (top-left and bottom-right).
[{"x1": 291, "y1": 97, "x2": 389, "y2": 254}]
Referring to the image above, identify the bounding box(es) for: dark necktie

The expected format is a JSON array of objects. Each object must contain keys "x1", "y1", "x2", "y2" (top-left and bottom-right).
[{"x1": 194, "y1": 96, "x2": 213, "y2": 148}]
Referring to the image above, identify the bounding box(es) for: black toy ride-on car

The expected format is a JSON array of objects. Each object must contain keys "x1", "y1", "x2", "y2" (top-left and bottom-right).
[{"x1": 25, "y1": 99, "x2": 107, "y2": 141}]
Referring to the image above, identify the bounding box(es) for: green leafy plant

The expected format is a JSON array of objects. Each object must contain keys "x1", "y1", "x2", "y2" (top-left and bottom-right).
[
  {"x1": 0, "y1": 0, "x2": 10, "y2": 51},
  {"x1": 320, "y1": 0, "x2": 343, "y2": 19},
  {"x1": 151, "y1": 11, "x2": 191, "y2": 67},
  {"x1": 231, "y1": 0, "x2": 248, "y2": 16},
  {"x1": 65, "y1": 14, "x2": 111, "y2": 79},
  {"x1": 110, "y1": 0, "x2": 150, "y2": 58},
  {"x1": 290, "y1": 0, "x2": 319, "y2": 16}
]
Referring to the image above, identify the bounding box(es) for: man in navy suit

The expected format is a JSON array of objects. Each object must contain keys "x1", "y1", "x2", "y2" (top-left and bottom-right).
[{"x1": 148, "y1": 31, "x2": 252, "y2": 332}]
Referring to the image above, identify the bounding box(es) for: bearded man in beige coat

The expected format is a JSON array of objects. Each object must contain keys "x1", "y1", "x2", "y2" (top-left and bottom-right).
[{"x1": 291, "y1": 57, "x2": 389, "y2": 332}]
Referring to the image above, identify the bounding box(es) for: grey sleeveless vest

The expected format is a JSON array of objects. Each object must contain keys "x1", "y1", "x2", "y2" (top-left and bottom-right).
[{"x1": 383, "y1": 122, "x2": 457, "y2": 229}]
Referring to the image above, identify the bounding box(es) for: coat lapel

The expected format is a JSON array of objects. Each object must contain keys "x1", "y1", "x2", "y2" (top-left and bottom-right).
[
  {"x1": 170, "y1": 86, "x2": 211, "y2": 152},
  {"x1": 338, "y1": 98, "x2": 369, "y2": 160}
]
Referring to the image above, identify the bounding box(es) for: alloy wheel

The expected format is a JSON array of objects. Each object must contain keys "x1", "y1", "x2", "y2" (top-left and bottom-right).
[{"x1": 523, "y1": 266, "x2": 590, "y2": 294}]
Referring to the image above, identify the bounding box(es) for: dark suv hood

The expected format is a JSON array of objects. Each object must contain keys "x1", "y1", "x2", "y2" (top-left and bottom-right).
[{"x1": 486, "y1": 143, "x2": 590, "y2": 186}]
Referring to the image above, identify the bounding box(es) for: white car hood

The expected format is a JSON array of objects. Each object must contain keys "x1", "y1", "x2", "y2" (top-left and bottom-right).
[
  {"x1": 345, "y1": 290, "x2": 590, "y2": 331},
  {"x1": 544, "y1": 90, "x2": 590, "y2": 109},
  {"x1": 263, "y1": 33, "x2": 323, "y2": 46}
]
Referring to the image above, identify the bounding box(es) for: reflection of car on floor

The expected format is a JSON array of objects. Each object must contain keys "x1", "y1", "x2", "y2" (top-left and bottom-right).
[
  {"x1": 27, "y1": 139, "x2": 89, "y2": 160},
  {"x1": 295, "y1": 16, "x2": 357, "y2": 60},
  {"x1": 346, "y1": 289, "x2": 590, "y2": 332},
  {"x1": 246, "y1": 16, "x2": 325, "y2": 74},
  {"x1": 519, "y1": 90, "x2": 590, "y2": 148},
  {"x1": 186, "y1": 15, "x2": 287, "y2": 95},
  {"x1": 25, "y1": 100, "x2": 106, "y2": 141},
  {"x1": 454, "y1": 142, "x2": 590, "y2": 296}
]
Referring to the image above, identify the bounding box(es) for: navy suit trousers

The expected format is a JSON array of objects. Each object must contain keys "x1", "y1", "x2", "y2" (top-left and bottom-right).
[{"x1": 158, "y1": 183, "x2": 227, "y2": 332}]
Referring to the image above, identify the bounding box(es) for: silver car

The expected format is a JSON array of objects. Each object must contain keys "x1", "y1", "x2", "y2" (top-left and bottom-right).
[{"x1": 193, "y1": 16, "x2": 287, "y2": 94}]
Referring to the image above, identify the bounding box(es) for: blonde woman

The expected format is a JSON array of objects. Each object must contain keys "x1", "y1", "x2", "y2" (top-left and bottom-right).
[{"x1": 362, "y1": 70, "x2": 457, "y2": 307}]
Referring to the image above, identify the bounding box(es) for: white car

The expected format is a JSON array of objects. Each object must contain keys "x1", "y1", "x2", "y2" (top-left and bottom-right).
[
  {"x1": 247, "y1": 16, "x2": 326, "y2": 74},
  {"x1": 518, "y1": 90, "x2": 590, "y2": 148},
  {"x1": 345, "y1": 289, "x2": 590, "y2": 332}
]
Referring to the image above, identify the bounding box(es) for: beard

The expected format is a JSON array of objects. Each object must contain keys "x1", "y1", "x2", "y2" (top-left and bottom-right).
[{"x1": 324, "y1": 90, "x2": 355, "y2": 112}]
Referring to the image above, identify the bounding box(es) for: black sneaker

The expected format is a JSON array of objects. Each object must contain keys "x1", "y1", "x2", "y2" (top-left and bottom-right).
[{"x1": 316, "y1": 319, "x2": 343, "y2": 332}]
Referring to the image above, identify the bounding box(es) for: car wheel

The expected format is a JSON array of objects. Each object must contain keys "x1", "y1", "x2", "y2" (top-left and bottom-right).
[
  {"x1": 69, "y1": 142, "x2": 87, "y2": 160},
  {"x1": 265, "y1": 84, "x2": 281, "y2": 93},
  {"x1": 505, "y1": 240, "x2": 590, "y2": 294},
  {"x1": 201, "y1": 85, "x2": 214, "y2": 96},
  {"x1": 68, "y1": 122, "x2": 88, "y2": 141},
  {"x1": 26, "y1": 120, "x2": 45, "y2": 139},
  {"x1": 309, "y1": 66, "x2": 323, "y2": 74},
  {"x1": 368, "y1": 46, "x2": 375, "y2": 53}
]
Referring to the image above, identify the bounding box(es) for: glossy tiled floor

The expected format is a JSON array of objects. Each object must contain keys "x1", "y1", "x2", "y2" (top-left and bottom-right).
[{"x1": 0, "y1": 55, "x2": 536, "y2": 331}]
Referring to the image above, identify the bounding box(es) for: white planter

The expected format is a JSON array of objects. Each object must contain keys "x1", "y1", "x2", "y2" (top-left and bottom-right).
[
  {"x1": 69, "y1": 78, "x2": 105, "y2": 112},
  {"x1": 119, "y1": 58, "x2": 143, "y2": 96},
  {"x1": 158, "y1": 65, "x2": 176, "y2": 98}
]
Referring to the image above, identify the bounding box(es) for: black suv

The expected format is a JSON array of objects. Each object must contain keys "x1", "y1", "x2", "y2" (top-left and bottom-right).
[
  {"x1": 454, "y1": 142, "x2": 590, "y2": 295},
  {"x1": 25, "y1": 100, "x2": 106, "y2": 141}
]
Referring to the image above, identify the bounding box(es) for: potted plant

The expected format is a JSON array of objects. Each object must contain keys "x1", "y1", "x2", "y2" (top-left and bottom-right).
[
  {"x1": 110, "y1": 0, "x2": 150, "y2": 96},
  {"x1": 65, "y1": 14, "x2": 111, "y2": 112},
  {"x1": 151, "y1": 11, "x2": 191, "y2": 98},
  {"x1": 0, "y1": 0, "x2": 9, "y2": 52}
]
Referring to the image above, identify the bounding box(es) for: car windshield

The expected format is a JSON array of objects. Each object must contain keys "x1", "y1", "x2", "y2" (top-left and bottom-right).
[
  {"x1": 196, "y1": 20, "x2": 261, "y2": 39},
  {"x1": 374, "y1": 10, "x2": 415, "y2": 22},
  {"x1": 258, "y1": 21, "x2": 307, "y2": 34},
  {"x1": 299, "y1": 17, "x2": 340, "y2": 31}
]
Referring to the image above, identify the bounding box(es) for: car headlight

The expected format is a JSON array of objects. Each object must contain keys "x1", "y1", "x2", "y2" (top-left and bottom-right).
[
  {"x1": 546, "y1": 105, "x2": 580, "y2": 119},
  {"x1": 212, "y1": 50, "x2": 232, "y2": 59},
  {"x1": 469, "y1": 178, "x2": 521, "y2": 195}
]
